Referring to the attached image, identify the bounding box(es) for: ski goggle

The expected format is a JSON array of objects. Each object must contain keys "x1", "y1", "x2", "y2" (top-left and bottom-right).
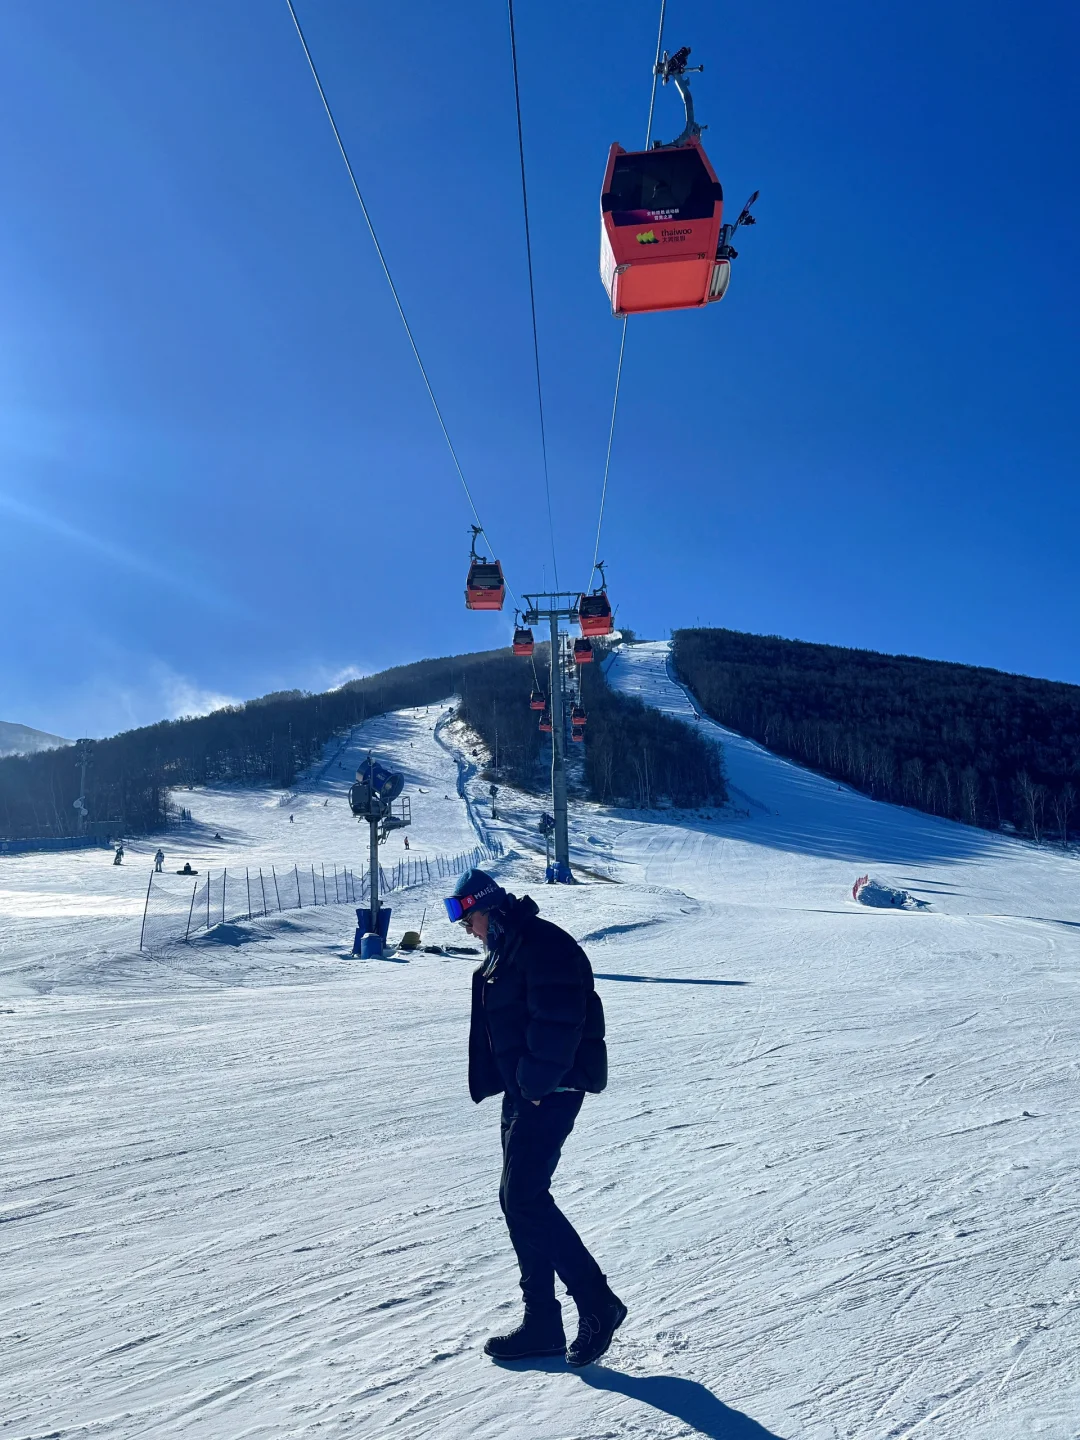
[
  {"x1": 443, "y1": 881, "x2": 500, "y2": 923},
  {"x1": 443, "y1": 895, "x2": 473, "y2": 922}
]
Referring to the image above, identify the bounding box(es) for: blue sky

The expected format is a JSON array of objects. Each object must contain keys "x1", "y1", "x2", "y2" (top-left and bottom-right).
[{"x1": 1, "y1": 0, "x2": 1077, "y2": 738}]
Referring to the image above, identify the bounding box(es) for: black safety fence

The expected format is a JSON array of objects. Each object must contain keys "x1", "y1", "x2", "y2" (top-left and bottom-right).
[{"x1": 139, "y1": 840, "x2": 503, "y2": 953}]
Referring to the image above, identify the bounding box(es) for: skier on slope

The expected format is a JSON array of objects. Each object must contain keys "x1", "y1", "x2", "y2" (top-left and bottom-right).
[
  {"x1": 154, "y1": 849, "x2": 165, "y2": 872},
  {"x1": 444, "y1": 869, "x2": 625, "y2": 1366},
  {"x1": 113, "y1": 843, "x2": 124, "y2": 865}
]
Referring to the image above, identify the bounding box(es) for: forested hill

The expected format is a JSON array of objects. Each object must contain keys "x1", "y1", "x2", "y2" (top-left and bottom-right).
[
  {"x1": 0, "y1": 651, "x2": 508, "y2": 842},
  {"x1": 673, "y1": 628, "x2": 1080, "y2": 843},
  {"x1": 0, "y1": 642, "x2": 724, "y2": 842}
]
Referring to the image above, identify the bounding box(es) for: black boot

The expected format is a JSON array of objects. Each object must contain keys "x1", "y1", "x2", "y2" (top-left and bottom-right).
[
  {"x1": 565, "y1": 1289, "x2": 627, "y2": 1367},
  {"x1": 484, "y1": 1307, "x2": 566, "y2": 1360}
]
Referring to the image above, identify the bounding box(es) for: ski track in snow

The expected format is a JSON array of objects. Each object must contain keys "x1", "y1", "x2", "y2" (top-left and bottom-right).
[{"x1": 2, "y1": 652, "x2": 1079, "y2": 1439}]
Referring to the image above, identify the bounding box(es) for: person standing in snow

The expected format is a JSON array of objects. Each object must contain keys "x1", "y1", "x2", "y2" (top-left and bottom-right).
[
  {"x1": 443, "y1": 869, "x2": 625, "y2": 1366},
  {"x1": 154, "y1": 849, "x2": 164, "y2": 872},
  {"x1": 403, "y1": 834, "x2": 410, "y2": 850}
]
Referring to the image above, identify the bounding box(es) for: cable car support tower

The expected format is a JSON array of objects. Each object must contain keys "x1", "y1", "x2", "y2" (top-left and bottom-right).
[{"x1": 521, "y1": 590, "x2": 581, "y2": 880}]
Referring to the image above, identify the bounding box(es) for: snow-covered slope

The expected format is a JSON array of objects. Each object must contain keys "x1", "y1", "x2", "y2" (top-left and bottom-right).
[
  {"x1": 2, "y1": 654, "x2": 1077, "y2": 1439},
  {"x1": 0, "y1": 718, "x2": 70, "y2": 757}
]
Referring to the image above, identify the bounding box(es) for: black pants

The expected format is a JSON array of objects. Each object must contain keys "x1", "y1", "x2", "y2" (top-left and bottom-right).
[{"x1": 498, "y1": 1091, "x2": 605, "y2": 1315}]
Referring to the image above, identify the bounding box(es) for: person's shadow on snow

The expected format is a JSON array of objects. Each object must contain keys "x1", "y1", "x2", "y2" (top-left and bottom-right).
[
  {"x1": 492, "y1": 1358, "x2": 784, "y2": 1438},
  {"x1": 576, "y1": 1365, "x2": 785, "y2": 1439}
]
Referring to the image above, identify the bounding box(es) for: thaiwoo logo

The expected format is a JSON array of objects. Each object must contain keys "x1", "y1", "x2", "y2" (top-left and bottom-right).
[{"x1": 636, "y1": 230, "x2": 658, "y2": 244}]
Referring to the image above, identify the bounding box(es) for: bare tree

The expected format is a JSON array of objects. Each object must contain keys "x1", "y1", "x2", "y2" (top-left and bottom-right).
[
  {"x1": 1015, "y1": 771, "x2": 1047, "y2": 842},
  {"x1": 960, "y1": 767, "x2": 980, "y2": 826},
  {"x1": 1051, "y1": 782, "x2": 1076, "y2": 847}
]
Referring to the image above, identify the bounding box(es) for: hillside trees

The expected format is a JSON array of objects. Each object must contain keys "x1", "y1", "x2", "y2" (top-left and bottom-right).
[
  {"x1": 577, "y1": 653, "x2": 727, "y2": 807},
  {"x1": 455, "y1": 642, "x2": 727, "y2": 808},
  {"x1": 0, "y1": 649, "x2": 508, "y2": 841},
  {"x1": 673, "y1": 627, "x2": 1080, "y2": 842},
  {"x1": 1, "y1": 637, "x2": 729, "y2": 843}
]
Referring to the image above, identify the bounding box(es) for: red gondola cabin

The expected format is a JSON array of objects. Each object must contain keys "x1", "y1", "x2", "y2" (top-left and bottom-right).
[
  {"x1": 600, "y1": 138, "x2": 726, "y2": 316},
  {"x1": 539, "y1": 710, "x2": 553, "y2": 733},
  {"x1": 529, "y1": 689, "x2": 547, "y2": 711},
  {"x1": 513, "y1": 626, "x2": 535, "y2": 656},
  {"x1": 571, "y1": 726, "x2": 585, "y2": 743},
  {"x1": 578, "y1": 589, "x2": 613, "y2": 638},
  {"x1": 573, "y1": 639, "x2": 594, "y2": 665},
  {"x1": 465, "y1": 526, "x2": 505, "y2": 611},
  {"x1": 570, "y1": 705, "x2": 587, "y2": 726}
]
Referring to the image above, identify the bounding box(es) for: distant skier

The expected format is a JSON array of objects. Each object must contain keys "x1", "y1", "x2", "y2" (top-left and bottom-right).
[
  {"x1": 289, "y1": 814, "x2": 294, "y2": 823},
  {"x1": 113, "y1": 843, "x2": 124, "y2": 866},
  {"x1": 154, "y1": 849, "x2": 165, "y2": 873},
  {"x1": 444, "y1": 869, "x2": 624, "y2": 1366},
  {"x1": 177, "y1": 861, "x2": 197, "y2": 876},
  {"x1": 403, "y1": 835, "x2": 410, "y2": 850}
]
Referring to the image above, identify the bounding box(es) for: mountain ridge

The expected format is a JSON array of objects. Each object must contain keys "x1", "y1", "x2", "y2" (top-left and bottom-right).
[{"x1": 0, "y1": 721, "x2": 71, "y2": 758}]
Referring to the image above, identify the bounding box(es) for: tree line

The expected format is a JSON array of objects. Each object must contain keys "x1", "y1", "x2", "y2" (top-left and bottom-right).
[
  {"x1": 673, "y1": 627, "x2": 1080, "y2": 842},
  {"x1": 0, "y1": 638, "x2": 730, "y2": 843},
  {"x1": 0, "y1": 650, "x2": 508, "y2": 841},
  {"x1": 457, "y1": 640, "x2": 727, "y2": 809}
]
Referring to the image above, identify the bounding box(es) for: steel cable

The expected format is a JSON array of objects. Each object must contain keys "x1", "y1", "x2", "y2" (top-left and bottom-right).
[
  {"x1": 507, "y1": 0, "x2": 560, "y2": 590},
  {"x1": 586, "y1": 0, "x2": 668, "y2": 596},
  {"x1": 285, "y1": 0, "x2": 515, "y2": 602}
]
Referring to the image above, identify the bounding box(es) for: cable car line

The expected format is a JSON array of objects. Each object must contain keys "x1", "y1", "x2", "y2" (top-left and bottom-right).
[
  {"x1": 284, "y1": 0, "x2": 515, "y2": 604},
  {"x1": 644, "y1": 0, "x2": 668, "y2": 149},
  {"x1": 507, "y1": 0, "x2": 559, "y2": 591},
  {"x1": 588, "y1": 319, "x2": 626, "y2": 592},
  {"x1": 584, "y1": 0, "x2": 666, "y2": 600}
]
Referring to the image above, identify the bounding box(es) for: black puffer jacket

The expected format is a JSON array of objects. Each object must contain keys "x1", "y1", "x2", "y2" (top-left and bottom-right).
[{"x1": 469, "y1": 895, "x2": 607, "y2": 1103}]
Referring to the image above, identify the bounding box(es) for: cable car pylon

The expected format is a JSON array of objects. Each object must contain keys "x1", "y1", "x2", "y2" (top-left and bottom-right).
[{"x1": 519, "y1": 588, "x2": 586, "y2": 881}]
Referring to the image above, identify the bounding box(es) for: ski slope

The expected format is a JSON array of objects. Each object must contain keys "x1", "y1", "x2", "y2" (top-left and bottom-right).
[{"x1": 3, "y1": 648, "x2": 1078, "y2": 1439}]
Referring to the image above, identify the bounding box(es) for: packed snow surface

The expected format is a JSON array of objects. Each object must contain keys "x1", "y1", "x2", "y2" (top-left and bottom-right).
[{"x1": 3, "y1": 647, "x2": 1078, "y2": 1439}]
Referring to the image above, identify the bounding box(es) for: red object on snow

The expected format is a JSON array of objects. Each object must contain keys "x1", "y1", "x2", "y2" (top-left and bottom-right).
[{"x1": 852, "y1": 874, "x2": 869, "y2": 901}]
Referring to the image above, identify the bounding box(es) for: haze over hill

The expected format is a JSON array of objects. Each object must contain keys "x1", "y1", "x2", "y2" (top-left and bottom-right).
[{"x1": 0, "y1": 721, "x2": 69, "y2": 758}]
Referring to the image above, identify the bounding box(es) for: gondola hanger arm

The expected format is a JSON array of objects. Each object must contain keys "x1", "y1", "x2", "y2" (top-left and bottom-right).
[{"x1": 654, "y1": 46, "x2": 706, "y2": 148}]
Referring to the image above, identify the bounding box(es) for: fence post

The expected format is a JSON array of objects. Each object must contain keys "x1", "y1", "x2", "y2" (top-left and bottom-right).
[
  {"x1": 207, "y1": 872, "x2": 211, "y2": 929},
  {"x1": 185, "y1": 881, "x2": 198, "y2": 942},
  {"x1": 272, "y1": 866, "x2": 282, "y2": 911},
  {"x1": 139, "y1": 869, "x2": 154, "y2": 951},
  {"x1": 222, "y1": 868, "x2": 227, "y2": 925},
  {"x1": 246, "y1": 868, "x2": 252, "y2": 920},
  {"x1": 313, "y1": 864, "x2": 319, "y2": 905},
  {"x1": 295, "y1": 865, "x2": 302, "y2": 908},
  {"x1": 322, "y1": 864, "x2": 328, "y2": 904},
  {"x1": 259, "y1": 868, "x2": 268, "y2": 916}
]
